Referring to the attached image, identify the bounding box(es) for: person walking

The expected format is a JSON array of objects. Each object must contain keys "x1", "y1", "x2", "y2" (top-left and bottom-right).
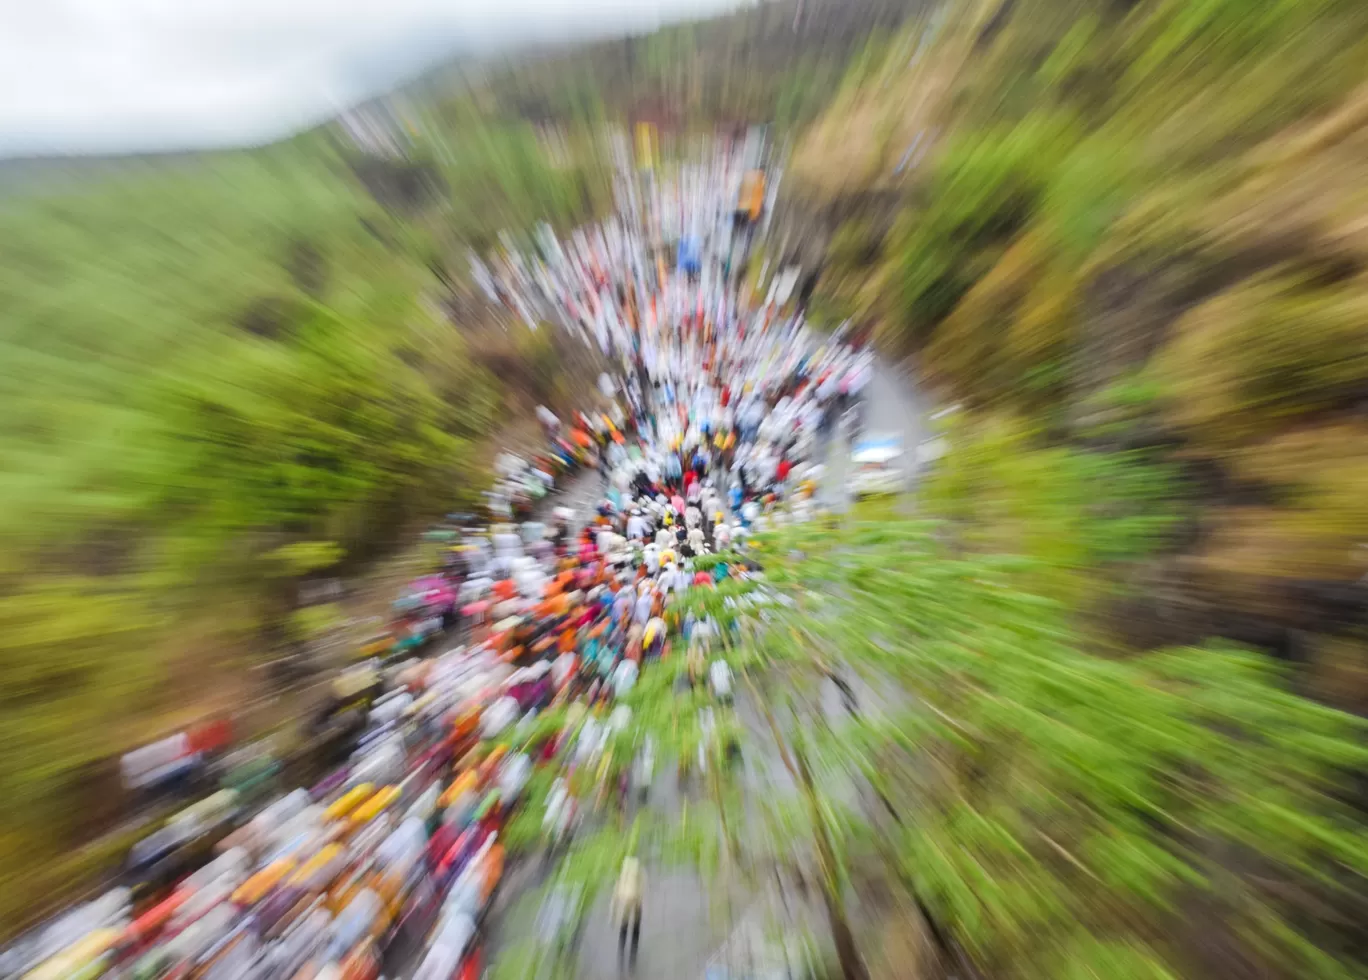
[{"x1": 613, "y1": 855, "x2": 644, "y2": 964}]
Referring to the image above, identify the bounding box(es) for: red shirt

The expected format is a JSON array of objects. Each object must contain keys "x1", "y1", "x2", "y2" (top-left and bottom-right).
[{"x1": 776, "y1": 459, "x2": 793, "y2": 482}]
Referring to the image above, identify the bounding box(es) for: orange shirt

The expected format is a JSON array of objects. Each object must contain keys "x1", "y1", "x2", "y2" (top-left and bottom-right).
[{"x1": 536, "y1": 593, "x2": 569, "y2": 618}]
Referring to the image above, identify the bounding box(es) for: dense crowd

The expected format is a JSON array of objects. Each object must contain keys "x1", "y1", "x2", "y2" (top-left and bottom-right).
[{"x1": 4, "y1": 140, "x2": 874, "y2": 980}]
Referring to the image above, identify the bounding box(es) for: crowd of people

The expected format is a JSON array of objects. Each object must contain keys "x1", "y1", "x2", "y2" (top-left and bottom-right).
[{"x1": 3, "y1": 137, "x2": 877, "y2": 980}]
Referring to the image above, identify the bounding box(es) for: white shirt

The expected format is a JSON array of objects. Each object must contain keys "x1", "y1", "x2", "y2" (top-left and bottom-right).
[
  {"x1": 551, "y1": 653, "x2": 576, "y2": 688},
  {"x1": 612, "y1": 660, "x2": 640, "y2": 698},
  {"x1": 709, "y1": 661, "x2": 732, "y2": 698}
]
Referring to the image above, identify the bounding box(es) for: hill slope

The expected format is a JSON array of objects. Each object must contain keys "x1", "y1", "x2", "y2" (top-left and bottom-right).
[{"x1": 789, "y1": 0, "x2": 1368, "y2": 708}]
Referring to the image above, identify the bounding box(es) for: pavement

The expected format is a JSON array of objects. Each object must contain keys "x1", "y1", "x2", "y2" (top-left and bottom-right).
[
  {"x1": 547, "y1": 466, "x2": 610, "y2": 533},
  {"x1": 578, "y1": 868, "x2": 728, "y2": 979},
  {"x1": 820, "y1": 359, "x2": 924, "y2": 515},
  {"x1": 863, "y1": 361, "x2": 924, "y2": 469}
]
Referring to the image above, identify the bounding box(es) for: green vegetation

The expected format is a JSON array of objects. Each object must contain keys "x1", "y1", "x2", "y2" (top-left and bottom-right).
[
  {"x1": 593, "y1": 506, "x2": 1366, "y2": 980},
  {"x1": 921, "y1": 416, "x2": 1179, "y2": 605},
  {"x1": 0, "y1": 112, "x2": 608, "y2": 931},
  {"x1": 789, "y1": 0, "x2": 1368, "y2": 709},
  {"x1": 490, "y1": 445, "x2": 1363, "y2": 980},
  {"x1": 756, "y1": 512, "x2": 1366, "y2": 979},
  {"x1": 738, "y1": 0, "x2": 1368, "y2": 973}
]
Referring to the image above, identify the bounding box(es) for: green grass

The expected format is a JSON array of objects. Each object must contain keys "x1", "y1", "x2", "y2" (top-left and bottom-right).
[{"x1": 0, "y1": 116, "x2": 607, "y2": 932}]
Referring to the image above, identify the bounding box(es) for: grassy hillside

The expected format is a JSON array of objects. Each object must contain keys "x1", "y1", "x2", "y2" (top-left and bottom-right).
[
  {"x1": 790, "y1": 0, "x2": 1368, "y2": 706},
  {"x1": 770, "y1": 4, "x2": 1368, "y2": 975},
  {"x1": 0, "y1": 113, "x2": 606, "y2": 929}
]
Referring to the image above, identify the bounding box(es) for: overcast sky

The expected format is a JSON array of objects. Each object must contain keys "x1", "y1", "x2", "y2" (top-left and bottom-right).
[{"x1": 0, "y1": 0, "x2": 742, "y2": 156}]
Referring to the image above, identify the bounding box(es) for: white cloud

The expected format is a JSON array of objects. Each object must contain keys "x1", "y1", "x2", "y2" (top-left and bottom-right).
[{"x1": 0, "y1": 0, "x2": 740, "y2": 155}]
